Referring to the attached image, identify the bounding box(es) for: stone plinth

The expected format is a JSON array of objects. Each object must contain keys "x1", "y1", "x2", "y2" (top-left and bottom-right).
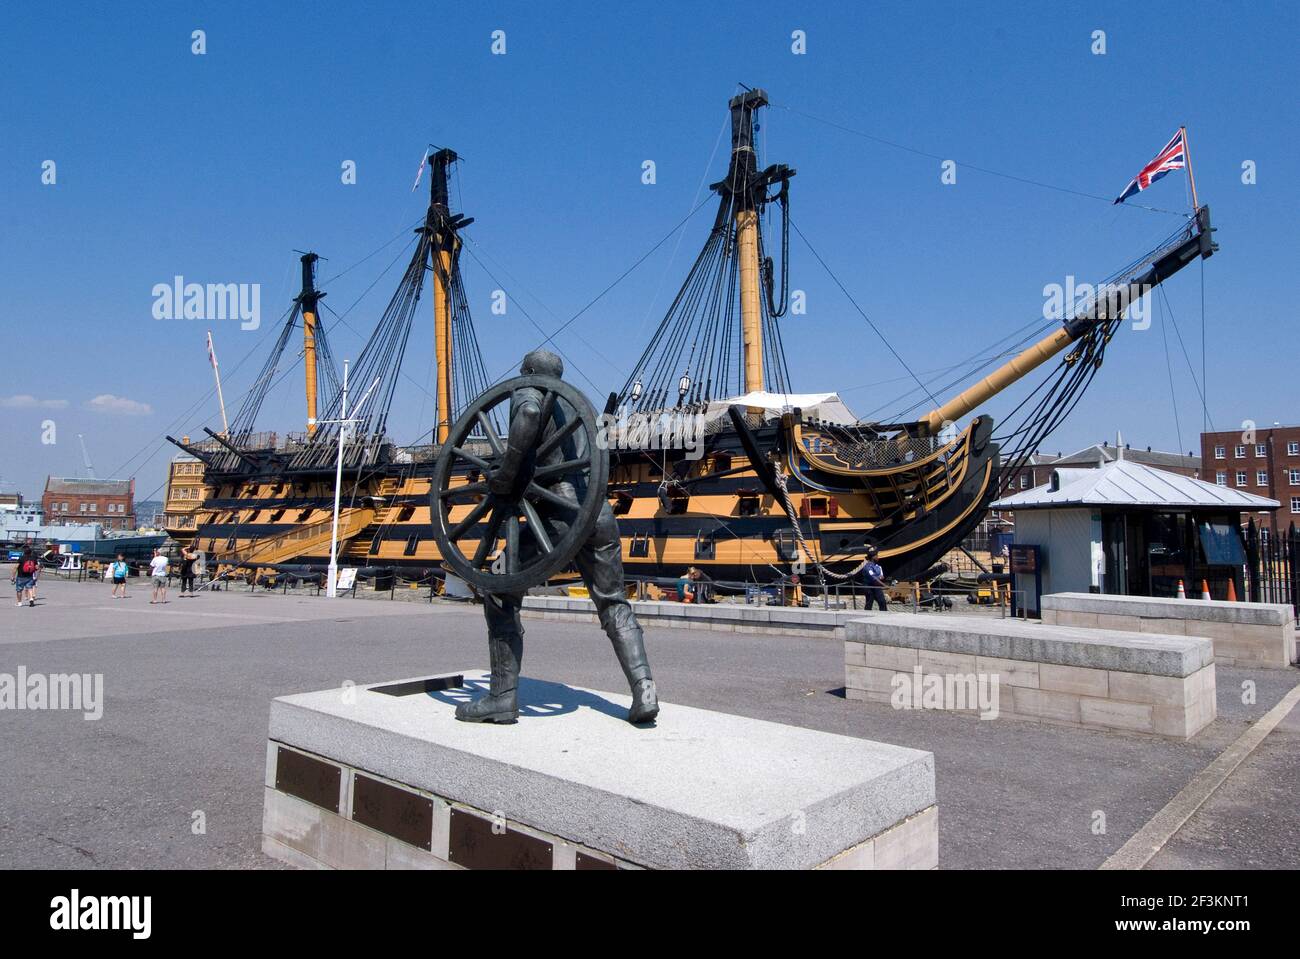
[
  {"x1": 1041, "y1": 592, "x2": 1296, "y2": 669},
  {"x1": 845, "y1": 615, "x2": 1216, "y2": 740},
  {"x1": 262, "y1": 670, "x2": 937, "y2": 870},
  {"x1": 521, "y1": 595, "x2": 865, "y2": 638}
]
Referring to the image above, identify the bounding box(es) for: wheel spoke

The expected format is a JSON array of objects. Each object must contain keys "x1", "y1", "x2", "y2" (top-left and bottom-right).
[
  {"x1": 536, "y1": 415, "x2": 582, "y2": 458},
  {"x1": 474, "y1": 411, "x2": 505, "y2": 457},
  {"x1": 451, "y1": 447, "x2": 493, "y2": 472},
  {"x1": 533, "y1": 458, "x2": 587, "y2": 483},
  {"x1": 521, "y1": 499, "x2": 554, "y2": 554},
  {"x1": 527, "y1": 482, "x2": 581, "y2": 512},
  {"x1": 471, "y1": 505, "x2": 507, "y2": 567},
  {"x1": 447, "y1": 496, "x2": 493, "y2": 541},
  {"x1": 438, "y1": 479, "x2": 487, "y2": 499}
]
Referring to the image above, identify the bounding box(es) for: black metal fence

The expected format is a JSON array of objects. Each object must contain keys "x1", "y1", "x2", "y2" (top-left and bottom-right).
[{"x1": 1244, "y1": 518, "x2": 1300, "y2": 617}]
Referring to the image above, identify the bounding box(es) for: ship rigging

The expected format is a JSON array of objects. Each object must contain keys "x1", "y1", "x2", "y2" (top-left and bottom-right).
[{"x1": 165, "y1": 89, "x2": 1217, "y2": 592}]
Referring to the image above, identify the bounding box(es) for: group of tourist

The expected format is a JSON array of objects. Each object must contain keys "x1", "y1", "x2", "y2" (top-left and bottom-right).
[
  {"x1": 676, "y1": 566, "x2": 713, "y2": 604},
  {"x1": 136, "y1": 545, "x2": 204, "y2": 604},
  {"x1": 9, "y1": 544, "x2": 205, "y2": 607}
]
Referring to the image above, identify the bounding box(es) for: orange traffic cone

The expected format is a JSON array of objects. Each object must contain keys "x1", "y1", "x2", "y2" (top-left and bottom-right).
[
  {"x1": 1200, "y1": 579, "x2": 1212, "y2": 601},
  {"x1": 1176, "y1": 579, "x2": 1186, "y2": 599},
  {"x1": 1226, "y1": 579, "x2": 1238, "y2": 602}
]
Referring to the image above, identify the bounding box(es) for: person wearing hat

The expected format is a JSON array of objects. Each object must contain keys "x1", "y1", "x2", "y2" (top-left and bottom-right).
[{"x1": 861, "y1": 547, "x2": 889, "y2": 612}]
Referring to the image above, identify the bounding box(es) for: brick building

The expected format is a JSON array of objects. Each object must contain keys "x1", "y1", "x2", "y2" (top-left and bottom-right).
[
  {"x1": 42, "y1": 477, "x2": 136, "y2": 530},
  {"x1": 1202, "y1": 424, "x2": 1300, "y2": 537}
]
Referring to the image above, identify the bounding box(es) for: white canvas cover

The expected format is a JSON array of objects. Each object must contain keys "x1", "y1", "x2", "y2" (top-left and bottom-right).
[{"x1": 702, "y1": 391, "x2": 858, "y2": 426}]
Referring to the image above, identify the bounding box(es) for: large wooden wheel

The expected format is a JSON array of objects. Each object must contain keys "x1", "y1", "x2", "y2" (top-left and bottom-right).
[{"x1": 429, "y1": 374, "x2": 609, "y2": 594}]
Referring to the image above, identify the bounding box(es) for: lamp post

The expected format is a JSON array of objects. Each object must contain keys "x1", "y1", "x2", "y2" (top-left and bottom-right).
[{"x1": 316, "y1": 360, "x2": 380, "y2": 598}]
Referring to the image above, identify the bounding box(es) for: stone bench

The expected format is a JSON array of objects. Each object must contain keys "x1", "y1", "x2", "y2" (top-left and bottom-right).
[
  {"x1": 845, "y1": 614, "x2": 1216, "y2": 739},
  {"x1": 521, "y1": 595, "x2": 863, "y2": 637},
  {"x1": 1041, "y1": 593, "x2": 1296, "y2": 669},
  {"x1": 263, "y1": 670, "x2": 938, "y2": 870}
]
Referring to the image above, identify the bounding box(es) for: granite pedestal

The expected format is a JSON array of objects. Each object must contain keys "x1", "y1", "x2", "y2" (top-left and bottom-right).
[
  {"x1": 846, "y1": 615, "x2": 1217, "y2": 739},
  {"x1": 1041, "y1": 592, "x2": 1296, "y2": 669},
  {"x1": 262, "y1": 670, "x2": 938, "y2": 870}
]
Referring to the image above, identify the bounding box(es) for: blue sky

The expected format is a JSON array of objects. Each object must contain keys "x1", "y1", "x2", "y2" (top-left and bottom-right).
[{"x1": 2, "y1": 1, "x2": 1296, "y2": 504}]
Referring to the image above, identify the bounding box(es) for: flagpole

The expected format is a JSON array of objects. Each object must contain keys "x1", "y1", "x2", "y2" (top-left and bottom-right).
[
  {"x1": 207, "y1": 331, "x2": 229, "y2": 435},
  {"x1": 1181, "y1": 125, "x2": 1200, "y2": 214}
]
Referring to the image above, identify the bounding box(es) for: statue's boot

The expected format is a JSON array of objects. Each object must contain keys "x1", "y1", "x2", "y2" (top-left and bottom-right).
[
  {"x1": 455, "y1": 631, "x2": 522, "y2": 724},
  {"x1": 607, "y1": 623, "x2": 659, "y2": 724}
]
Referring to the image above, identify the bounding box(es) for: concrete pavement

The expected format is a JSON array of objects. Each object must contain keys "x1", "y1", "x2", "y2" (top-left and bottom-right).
[{"x1": 1, "y1": 576, "x2": 1296, "y2": 869}]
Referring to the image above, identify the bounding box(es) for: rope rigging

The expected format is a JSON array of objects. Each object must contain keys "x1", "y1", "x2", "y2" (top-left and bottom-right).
[{"x1": 620, "y1": 90, "x2": 795, "y2": 413}]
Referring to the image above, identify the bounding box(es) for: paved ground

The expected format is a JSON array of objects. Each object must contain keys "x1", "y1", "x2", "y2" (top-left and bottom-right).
[{"x1": 1, "y1": 575, "x2": 1297, "y2": 869}]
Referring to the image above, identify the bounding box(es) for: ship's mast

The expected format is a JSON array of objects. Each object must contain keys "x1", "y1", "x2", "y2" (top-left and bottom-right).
[
  {"x1": 724, "y1": 89, "x2": 770, "y2": 397},
  {"x1": 297, "y1": 252, "x2": 324, "y2": 436},
  {"x1": 427, "y1": 148, "x2": 460, "y2": 444},
  {"x1": 620, "y1": 90, "x2": 793, "y2": 412},
  {"x1": 730, "y1": 90, "x2": 767, "y2": 395}
]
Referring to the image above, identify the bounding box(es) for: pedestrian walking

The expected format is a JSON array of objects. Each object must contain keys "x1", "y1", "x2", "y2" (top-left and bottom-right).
[
  {"x1": 12, "y1": 546, "x2": 39, "y2": 607},
  {"x1": 861, "y1": 547, "x2": 889, "y2": 612},
  {"x1": 109, "y1": 552, "x2": 130, "y2": 599}
]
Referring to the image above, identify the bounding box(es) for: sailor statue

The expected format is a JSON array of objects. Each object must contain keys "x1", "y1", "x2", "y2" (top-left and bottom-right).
[{"x1": 448, "y1": 349, "x2": 660, "y2": 726}]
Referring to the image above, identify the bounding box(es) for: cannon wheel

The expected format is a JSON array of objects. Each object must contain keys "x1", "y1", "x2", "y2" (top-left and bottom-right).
[{"x1": 429, "y1": 374, "x2": 609, "y2": 595}]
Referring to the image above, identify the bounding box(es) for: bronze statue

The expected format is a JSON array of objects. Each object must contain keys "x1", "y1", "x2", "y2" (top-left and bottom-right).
[{"x1": 431, "y1": 349, "x2": 659, "y2": 725}]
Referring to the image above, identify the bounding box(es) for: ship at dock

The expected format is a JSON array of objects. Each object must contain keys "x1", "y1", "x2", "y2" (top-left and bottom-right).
[{"x1": 165, "y1": 90, "x2": 1217, "y2": 592}]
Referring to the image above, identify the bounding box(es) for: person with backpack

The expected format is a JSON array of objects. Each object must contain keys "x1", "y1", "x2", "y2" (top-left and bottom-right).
[
  {"x1": 109, "y1": 552, "x2": 130, "y2": 599},
  {"x1": 12, "y1": 547, "x2": 39, "y2": 607}
]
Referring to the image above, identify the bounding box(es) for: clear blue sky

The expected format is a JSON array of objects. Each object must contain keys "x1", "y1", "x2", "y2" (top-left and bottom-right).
[{"x1": 2, "y1": 1, "x2": 1296, "y2": 504}]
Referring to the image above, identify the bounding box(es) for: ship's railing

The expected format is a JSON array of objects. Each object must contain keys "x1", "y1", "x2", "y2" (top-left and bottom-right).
[
  {"x1": 811, "y1": 433, "x2": 946, "y2": 470},
  {"x1": 391, "y1": 440, "x2": 497, "y2": 464}
]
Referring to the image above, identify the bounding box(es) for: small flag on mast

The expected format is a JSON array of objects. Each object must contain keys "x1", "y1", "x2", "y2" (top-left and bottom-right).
[
  {"x1": 411, "y1": 150, "x2": 429, "y2": 192},
  {"x1": 206, "y1": 330, "x2": 218, "y2": 368},
  {"x1": 1114, "y1": 128, "x2": 1187, "y2": 204}
]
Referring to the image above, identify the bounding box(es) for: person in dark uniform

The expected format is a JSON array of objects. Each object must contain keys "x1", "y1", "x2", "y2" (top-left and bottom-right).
[
  {"x1": 178, "y1": 545, "x2": 198, "y2": 596},
  {"x1": 455, "y1": 349, "x2": 659, "y2": 726},
  {"x1": 861, "y1": 547, "x2": 889, "y2": 612}
]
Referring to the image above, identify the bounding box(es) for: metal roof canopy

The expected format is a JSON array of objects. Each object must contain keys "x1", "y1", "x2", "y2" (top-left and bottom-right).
[{"x1": 992, "y1": 456, "x2": 1279, "y2": 512}]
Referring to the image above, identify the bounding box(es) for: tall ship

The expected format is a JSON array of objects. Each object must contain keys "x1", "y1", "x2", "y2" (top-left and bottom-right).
[{"x1": 166, "y1": 91, "x2": 1217, "y2": 590}]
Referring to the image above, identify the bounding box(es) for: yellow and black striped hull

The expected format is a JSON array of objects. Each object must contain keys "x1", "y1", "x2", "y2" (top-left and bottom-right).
[{"x1": 187, "y1": 416, "x2": 999, "y2": 586}]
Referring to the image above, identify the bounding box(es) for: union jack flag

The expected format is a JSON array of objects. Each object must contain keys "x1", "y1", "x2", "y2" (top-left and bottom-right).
[{"x1": 1114, "y1": 129, "x2": 1186, "y2": 204}]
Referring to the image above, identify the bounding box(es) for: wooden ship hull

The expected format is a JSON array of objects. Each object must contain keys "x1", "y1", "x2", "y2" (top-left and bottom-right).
[
  {"x1": 171, "y1": 92, "x2": 1216, "y2": 591},
  {"x1": 180, "y1": 414, "x2": 997, "y2": 585}
]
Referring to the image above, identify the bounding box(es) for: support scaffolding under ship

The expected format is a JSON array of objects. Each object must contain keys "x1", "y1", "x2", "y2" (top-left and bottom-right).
[{"x1": 168, "y1": 90, "x2": 1217, "y2": 590}]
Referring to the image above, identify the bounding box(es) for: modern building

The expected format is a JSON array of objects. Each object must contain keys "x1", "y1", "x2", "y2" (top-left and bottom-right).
[
  {"x1": 983, "y1": 441, "x2": 1201, "y2": 548},
  {"x1": 992, "y1": 452, "x2": 1277, "y2": 608},
  {"x1": 42, "y1": 477, "x2": 136, "y2": 530},
  {"x1": 1201, "y1": 424, "x2": 1300, "y2": 538}
]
